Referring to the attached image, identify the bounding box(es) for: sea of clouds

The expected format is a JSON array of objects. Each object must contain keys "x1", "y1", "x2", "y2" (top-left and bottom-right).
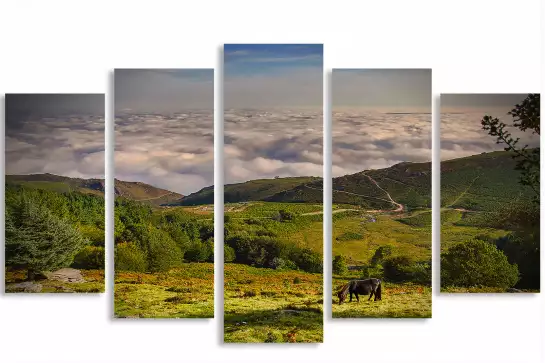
[
  {"x1": 441, "y1": 112, "x2": 540, "y2": 161},
  {"x1": 115, "y1": 112, "x2": 214, "y2": 195},
  {"x1": 225, "y1": 109, "x2": 323, "y2": 184},
  {"x1": 5, "y1": 115, "x2": 105, "y2": 179},
  {"x1": 332, "y1": 111, "x2": 431, "y2": 177}
]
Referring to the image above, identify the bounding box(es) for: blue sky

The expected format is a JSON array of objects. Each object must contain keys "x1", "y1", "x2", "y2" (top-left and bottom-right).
[{"x1": 224, "y1": 44, "x2": 323, "y2": 108}]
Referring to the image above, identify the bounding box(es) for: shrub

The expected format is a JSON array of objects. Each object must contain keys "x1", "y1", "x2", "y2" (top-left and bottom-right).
[
  {"x1": 145, "y1": 229, "x2": 183, "y2": 272},
  {"x1": 269, "y1": 257, "x2": 297, "y2": 270},
  {"x1": 370, "y1": 245, "x2": 393, "y2": 266},
  {"x1": 441, "y1": 239, "x2": 519, "y2": 288},
  {"x1": 115, "y1": 242, "x2": 148, "y2": 272},
  {"x1": 278, "y1": 209, "x2": 295, "y2": 222},
  {"x1": 495, "y1": 233, "x2": 540, "y2": 289},
  {"x1": 290, "y1": 248, "x2": 322, "y2": 273},
  {"x1": 72, "y1": 246, "x2": 105, "y2": 269},
  {"x1": 224, "y1": 244, "x2": 236, "y2": 262},
  {"x1": 383, "y1": 255, "x2": 414, "y2": 282},
  {"x1": 332, "y1": 255, "x2": 348, "y2": 275}
]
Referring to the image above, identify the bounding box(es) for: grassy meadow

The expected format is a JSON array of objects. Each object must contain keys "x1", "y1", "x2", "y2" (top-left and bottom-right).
[
  {"x1": 114, "y1": 263, "x2": 214, "y2": 318},
  {"x1": 114, "y1": 202, "x2": 215, "y2": 319},
  {"x1": 224, "y1": 264, "x2": 323, "y2": 343},
  {"x1": 332, "y1": 206, "x2": 432, "y2": 318},
  {"x1": 223, "y1": 201, "x2": 323, "y2": 343}
]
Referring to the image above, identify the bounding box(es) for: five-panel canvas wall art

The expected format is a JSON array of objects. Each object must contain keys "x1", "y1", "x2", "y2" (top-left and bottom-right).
[{"x1": 3, "y1": 44, "x2": 541, "y2": 344}]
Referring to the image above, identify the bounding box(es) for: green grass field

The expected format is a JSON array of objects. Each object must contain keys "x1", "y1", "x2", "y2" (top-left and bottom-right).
[
  {"x1": 114, "y1": 263, "x2": 214, "y2": 318},
  {"x1": 332, "y1": 278, "x2": 431, "y2": 318},
  {"x1": 224, "y1": 263, "x2": 323, "y2": 343}
]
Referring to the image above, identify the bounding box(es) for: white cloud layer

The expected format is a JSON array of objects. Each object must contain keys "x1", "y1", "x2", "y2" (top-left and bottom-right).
[
  {"x1": 441, "y1": 111, "x2": 540, "y2": 161},
  {"x1": 225, "y1": 109, "x2": 323, "y2": 184},
  {"x1": 332, "y1": 111, "x2": 431, "y2": 176},
  {"x1": 5, "y1": 115, "x2": 104, "y2": 179},
  {"x1": 115, "y1": 112, "x2": 213, "y2": 195}
]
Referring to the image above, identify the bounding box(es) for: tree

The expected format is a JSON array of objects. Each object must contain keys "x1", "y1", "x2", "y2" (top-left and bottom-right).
[
  {"x1": 332, "y1": 255, "x2": 348, "y2": 275},
  {"x1": 115, "y1": 242, "x2": 148, "y2": 272},
  {"x1": 441, "y1": 239, "x2": 519, "y2": 288},
  {"x1": 278, "y1": 209, "x2": 295, "y2": 222},
  {"x1": 370, "y1": 245, "x2": 393, "y2": 266},
  {"x1": 481, "y1": 93, "x2": 540, "y2": 203},
  {"x1": 6, "y1": 196, "x2": 89, "y2": 280}
]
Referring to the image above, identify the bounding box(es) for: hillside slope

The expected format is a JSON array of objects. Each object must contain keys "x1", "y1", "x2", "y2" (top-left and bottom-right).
[{"x1": 5, "y1": 174, "x2": 184, "y2": 206}]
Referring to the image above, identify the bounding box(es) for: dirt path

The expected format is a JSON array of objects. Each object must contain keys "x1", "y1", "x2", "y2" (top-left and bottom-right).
[
  {"x1": 301, "y1": 208, "x2": 359, "y2": 216},
  {"x1": 135, "y1": 191, "x2": 176, "y2": 202},
  {"x1": 446, "y1": 175, "x2": 481, "y2": 208},
  {"x1": 362, "y1": 173, "x2": 404, "y2": 213}
]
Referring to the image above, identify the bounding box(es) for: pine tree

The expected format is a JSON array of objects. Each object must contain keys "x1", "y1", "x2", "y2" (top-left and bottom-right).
[{"x1": 5, "y1": 194, "x2": 89, "y2": 280}]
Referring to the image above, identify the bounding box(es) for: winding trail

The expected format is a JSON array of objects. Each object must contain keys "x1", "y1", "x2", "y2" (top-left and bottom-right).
[
  {"x1": 134, "y1": 191, "x2": 176, "y2": 202},
  {"x1": 446, "y1": 174, "x2": 481, "y2": 208},
  {"x1": 361, "y1": 173, "x2": 404, "y2": 213}
]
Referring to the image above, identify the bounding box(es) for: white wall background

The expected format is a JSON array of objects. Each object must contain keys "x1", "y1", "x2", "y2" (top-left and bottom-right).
[{"x1": 0, "y1": 1, "x2": 543, "y2": 362}]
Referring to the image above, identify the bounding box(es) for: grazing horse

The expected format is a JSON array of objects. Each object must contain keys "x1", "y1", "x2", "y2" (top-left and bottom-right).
[{"x1": 337, "y1": 278, "x2": 382, "y2": 305}]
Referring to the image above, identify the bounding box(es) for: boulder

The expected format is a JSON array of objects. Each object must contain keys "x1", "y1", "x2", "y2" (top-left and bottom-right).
[
  {"x1": 45, "y1": 268, "x2": 85, "y2": 283},
  {"x1": 6, "y1": 281, "x2": 43, "y2": 293}
]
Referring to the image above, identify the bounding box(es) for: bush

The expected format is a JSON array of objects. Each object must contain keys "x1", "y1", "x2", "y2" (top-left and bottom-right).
[
  {"x1": 383, "y1": 255, "x2": 414, "y2": 282},
  {"x1": 269, "y1": 257, "x2": 297, "y2": 270},
  {"x1": 72, "y1": 246, "x2": 105, "y2": 269},
  {"x1": 495, "y1": 233, "x2": 540, "y2": 289},
  {"x1": 290, "y1": 248, "x2": 322, "y2": 273},
  {"x1": 370, "y1": 245, "x2": 393, "y2": 266},
  {"x1": 441, "y1": 239, "x2": 519, "y2": 288},
  {"x1": 332, "y1": 255, "x2": 348, "y2": 275},
  {"x1": 115, "y1": 242, "x2": 148, "y2": 272},
  {"x1": 278, "y1": 209, "x2": 295, "y2": 222},
  {"x1": 145, "y1": 229, "x2": 183, "y2": 272},
  {"x1": 224, "y1": 244, "x2": 236, "y2": 262}
]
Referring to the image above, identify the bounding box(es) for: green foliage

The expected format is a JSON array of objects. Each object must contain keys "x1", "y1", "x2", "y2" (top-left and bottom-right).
[
  {"x1": 332, "y1": 255, "x2": 348, "y2": 275},
  {"x1": 382, "y1": 255, "x2": 431, "y2": 285},
  {"x1": 115, "y1": 242, "x2": 148, "y2": 272},
  {"x1": 441, "y1": 239, "x2": 519, "y2": 288},
  {"x1": 481, "y1": 94, "x2": 540, "y2": 203},
  {"x1": 72, "y1": 246, "x2": 105, "y2": 269},
  {"x1": 495, "y1": 232, "x2": 540, "y2": 289},
  {"x1": 145, "y1": 228, "x2": 183, "y2": 272},
  {"x1": 370, "y1": 245, "x2": 393, "y2": 266},
  {"x1": 224, "y1": 244, "x2": 236, "y2": 262},
  {"x1": 6, "y1": 191, "x2": 89, "y2": 278}
]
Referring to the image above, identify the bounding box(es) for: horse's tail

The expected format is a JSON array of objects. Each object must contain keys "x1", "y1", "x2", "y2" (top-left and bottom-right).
[
  {"x1": 337, "y1": 282, "x2": 351, "y2": 305},
  {"x1": 375, "y1": 279, "x2": 382, "y2": 301}
]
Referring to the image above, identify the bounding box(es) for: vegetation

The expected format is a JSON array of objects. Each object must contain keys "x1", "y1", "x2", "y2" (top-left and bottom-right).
[
  {"x1": 441, "y1": 93, "x2": 540, "y2": 291},
  {"x1": 224, "y1": 264, "x2": 322, "y2": 343},
  {"x1": 441, "y1": 239, "x2": 519, "y2": 288},
  {"x1": 115, "y1": 263, "x2": 213, "y2": 318},
  {"x1": 5, "y1": 183, "x2": 105, "y2": 289}
]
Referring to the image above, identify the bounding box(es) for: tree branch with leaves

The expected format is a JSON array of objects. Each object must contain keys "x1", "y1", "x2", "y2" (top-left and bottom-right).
[{"x1": 481, "y1": 93, "x2": 540, "y2": 203}]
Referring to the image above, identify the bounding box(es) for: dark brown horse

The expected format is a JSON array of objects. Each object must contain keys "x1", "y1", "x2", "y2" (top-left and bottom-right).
[{"x1": 337, "y1": 278, "x2": 382, "y2": 305}]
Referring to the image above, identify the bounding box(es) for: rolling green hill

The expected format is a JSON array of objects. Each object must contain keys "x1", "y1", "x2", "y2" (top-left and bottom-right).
[
  {"x1": 177, "y1": 176, "x2": 320, "y2": 205},
  {"x1": 440, "y1": 150, "x2": 535, "y2": 211},
  {"x1": 5, "y1": 174, "x2": 184, "y2": 206}
]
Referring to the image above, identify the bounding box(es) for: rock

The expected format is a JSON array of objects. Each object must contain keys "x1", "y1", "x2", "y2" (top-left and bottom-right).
[
  {"x1": 6, "y1": 281, "x2": 43, "y2": 293},
  {"x1": 506, "y1": 288, "x2": 522, "y2": 293},
  {"x1": 45, "y1": 268, "x2": 85, "y2": 283}
]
